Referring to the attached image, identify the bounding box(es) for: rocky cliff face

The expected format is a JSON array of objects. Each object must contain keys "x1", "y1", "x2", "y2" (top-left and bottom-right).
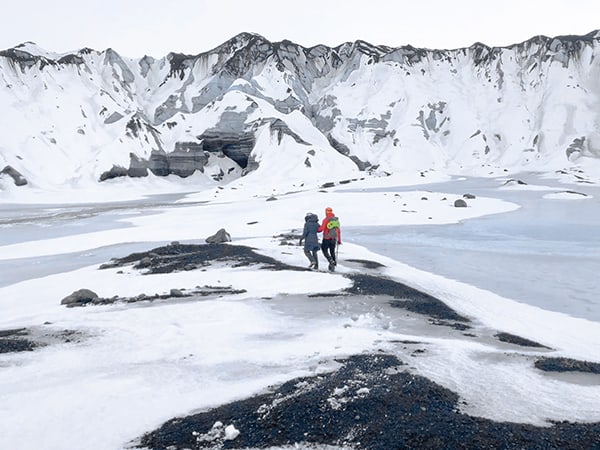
[{"x1": 0, "y1": 31, "x2": 599, "y2": 188}]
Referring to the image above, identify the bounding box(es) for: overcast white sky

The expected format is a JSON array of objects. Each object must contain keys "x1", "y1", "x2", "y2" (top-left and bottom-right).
[{"x1": 1, "y1": 0, "x2": 598, "y2": 57}]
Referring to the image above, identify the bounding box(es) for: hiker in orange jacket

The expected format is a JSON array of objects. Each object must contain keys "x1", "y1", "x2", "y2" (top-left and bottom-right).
[{"x1": 318, "y1": 207, "x2": 341, "y2": 271}]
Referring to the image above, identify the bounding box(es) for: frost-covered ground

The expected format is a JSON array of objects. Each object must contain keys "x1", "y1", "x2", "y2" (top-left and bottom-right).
[{"x1": 0, "y1": 172, "x2": 599, "y2": 449}]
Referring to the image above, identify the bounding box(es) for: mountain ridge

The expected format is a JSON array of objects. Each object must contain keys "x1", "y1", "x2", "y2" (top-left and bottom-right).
[
  {"x1": 1, "y1": 30, "x2": 599, "y2": 191},
  {"x1": 7, "y1": 29, "x2": 600, "y2": 58}
]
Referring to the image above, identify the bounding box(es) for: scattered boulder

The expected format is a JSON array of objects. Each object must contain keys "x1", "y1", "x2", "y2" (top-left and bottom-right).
[
  {"x1": 205, "y1": 228, "x2": 231, "y2": 243},
  {"x1": 454, "y1": 199, "x2": 468, "y2": 207},
  {"x1": 266, "y1": 196, "x2": 278, "y2": 201},
  {"x1": 169, "y1": 289, "x2": 184, "y2": 297},
  {"x1": 502, "y1": 179, "x2": 527, "y2": 186},
  {"x1": 127, "y1": 153, "x2": 149, "y2": 178},
  {"x1": 99, "y1": 165, "x2": 128, "y2": 182},
  {"x1": 0, "y1": 165, "x2": 28, "y2": 186},
  {"x1": 463, "y1": 193, "x2": 476, "y2": 199},
  {"x1": 61, "y1": 288, "x2": 99, "y2": 307}
]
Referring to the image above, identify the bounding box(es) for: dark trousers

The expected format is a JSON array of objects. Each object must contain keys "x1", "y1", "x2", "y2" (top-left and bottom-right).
[
  {"x1": 321, "y1": 239, "x2": 337, "y2": 263},
  {"x1": 304, "y1": 248, "x2": 319, "y2": 267}
]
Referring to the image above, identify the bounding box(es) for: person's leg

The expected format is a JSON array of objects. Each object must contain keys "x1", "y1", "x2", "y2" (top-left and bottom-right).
[
  {"x1": 311, "y1": 249, "x2": 319, "y2": 269},
  {"x1": 320, "y1": 241, "x2": 330, "y2": 261},
  {"x1": 322, "y1": 240, "x2": 336, "y2": 271},
  {"x1": 304, "y1": 248, "x2": 315, "y2": 267},
  {"x1": 321, "y1": 240, "x2": 331, "y2": 262}
]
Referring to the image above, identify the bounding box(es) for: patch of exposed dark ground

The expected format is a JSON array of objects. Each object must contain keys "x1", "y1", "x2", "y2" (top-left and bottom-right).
[
  {"x1": 0, "y1": 326, "x2": 82, "y2": 354},
  {"x1": 100, "y1": 242, "x2": 301, "y2": 274},
  {"x1": 535, "y1": 357, "x2": 600, "y2": 374},
  {"x1": 138, "y1": 354, "x2": 600, "y2": 450},
  {"x1": 344, "y1": 273, "x2": 470, "y2": 323},
  {"x1": 0, "y1": 328, "x2": 37, "y2": 353},
  {"x1": 95, "y1": 244, "x2": 470, "y2": 327},
  {"x1": 495, "y1": 332, "x2": 552, "y2": 349},
  {"x1": 344, "y1": 259, "x2": 386, "y2": 269}
]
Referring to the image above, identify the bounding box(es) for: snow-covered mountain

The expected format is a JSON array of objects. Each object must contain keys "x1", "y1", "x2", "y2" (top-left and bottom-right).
[{"x1": 1, "y1": 31, "x2": 599, "y2": 189}]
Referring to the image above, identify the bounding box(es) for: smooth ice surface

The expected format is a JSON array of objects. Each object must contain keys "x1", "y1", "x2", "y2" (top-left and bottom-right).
[
  {"x1": 347, "y1": 175, "x2": 600, "y2": 321},
  {"x1": 0, "y1": 174, "x2": 599, "y2": 450}
]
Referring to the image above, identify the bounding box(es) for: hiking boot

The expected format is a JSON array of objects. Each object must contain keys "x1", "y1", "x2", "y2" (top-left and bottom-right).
[{"x1": 328, "y1": 261, "x2": 335, "y2": 272}]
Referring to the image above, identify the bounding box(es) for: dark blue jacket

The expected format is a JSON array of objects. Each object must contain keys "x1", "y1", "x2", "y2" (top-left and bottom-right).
[{"x1": 301, "y1": 215, "x2": 320, "y2": 251}]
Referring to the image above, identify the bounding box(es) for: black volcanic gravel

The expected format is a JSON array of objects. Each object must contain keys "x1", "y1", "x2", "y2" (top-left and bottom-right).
[
  {"x1": 345, "y1": 273, "x2": 470, "y2": 322},
  {"x1": 100, "y1": 243, "x2": 301, "y2": 274},
  {"x1": 139, "y1": 354, "x2": 600, "y2": 450}
]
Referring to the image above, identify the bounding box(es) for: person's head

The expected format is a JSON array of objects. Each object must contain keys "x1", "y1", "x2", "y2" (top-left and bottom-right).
[
  {"x1": 305, "y1": 212, "x2": 318, "y2": 222},
  {"x1": 325, "y1": 207, "x2": 333, "y2": 217}
]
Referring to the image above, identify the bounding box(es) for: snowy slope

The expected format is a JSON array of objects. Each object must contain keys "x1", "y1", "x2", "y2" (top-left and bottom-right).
[{"x1": 1, "y1": 31, "x2": 599, "y2": 192}]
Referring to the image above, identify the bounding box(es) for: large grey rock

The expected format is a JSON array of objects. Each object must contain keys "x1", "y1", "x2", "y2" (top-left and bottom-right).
[
  {"x1": 454, "y1": 199, "x2": 468, "y2": 208},
  {"x1": 99, "y1": 165, "x2": 128, "y2": 181},
  {"x1": 128, "y1": 153, "x2": 149, "y2": 177},
  {"x1": 61, "y1": 289, "x2": 99, "y2": 306},
  {"x1": 199, "y1": 131, "x2": 255, "y2": 169},
  {"x1": 167, "y1": 142, "x2": 209, "y2": 177},
  {"x1": 148, "y1": 150, "x2": 170, "y2": 176},
  {"x1": 206, "y1": 228, "x2": 232, "y2": 243},
  {"x1": 0, "y1": 165, "x2": 28, "y2": 186}
]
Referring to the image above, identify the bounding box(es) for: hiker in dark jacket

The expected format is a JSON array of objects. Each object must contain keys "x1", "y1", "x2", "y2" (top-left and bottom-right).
[
  {"x1": 299, "y1": 212, "x2": 320, "y2": 270},
  {"x1": 318, "y1": 207, "x2": 341, "y2": 271}
]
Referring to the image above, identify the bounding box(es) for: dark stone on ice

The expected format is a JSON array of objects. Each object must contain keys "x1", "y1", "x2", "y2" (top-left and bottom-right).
[
  {"x1": 454, "y1": 198, "x2": 468, "y2": 207},
  {"x1": 205, "y1": 228, "x2": 231, "y2": 243},
  {"x1": 61, "y1": 288, "x2": 99, "y2": 306}
]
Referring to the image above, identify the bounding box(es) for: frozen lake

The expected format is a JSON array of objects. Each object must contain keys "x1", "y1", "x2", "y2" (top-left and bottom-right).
[
  {"x1": 345, "y1": 175, "x2": 600, "y2": 322},
  {"x1": 1, "y1": 175, "x2": 599, "y2": 322}
]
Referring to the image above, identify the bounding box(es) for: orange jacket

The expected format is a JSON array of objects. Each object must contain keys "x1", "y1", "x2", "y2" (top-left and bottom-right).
[{"x1": 318, "y1": 212, "x2": 341, "y2": 242}]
